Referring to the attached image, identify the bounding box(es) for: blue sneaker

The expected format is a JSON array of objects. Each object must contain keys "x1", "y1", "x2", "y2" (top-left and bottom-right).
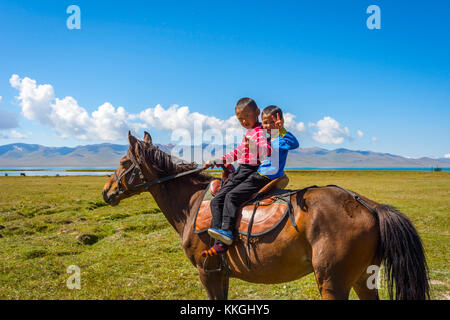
[{"x1": 208, "y1": 228, "x2": 234, "y2": 245}]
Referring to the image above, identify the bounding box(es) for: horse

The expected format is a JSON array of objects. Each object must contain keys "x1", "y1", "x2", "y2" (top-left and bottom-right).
[{"x1": 102, "y1": 131, "x2": 430, "y2": 300}]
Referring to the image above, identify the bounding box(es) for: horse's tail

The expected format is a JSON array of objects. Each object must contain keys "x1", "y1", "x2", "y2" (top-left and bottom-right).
[{"x1": 375, "y1": 204, "x2": 430, "y2": 300}]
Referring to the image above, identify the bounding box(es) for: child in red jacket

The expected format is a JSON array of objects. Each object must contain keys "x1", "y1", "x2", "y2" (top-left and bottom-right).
[{"x1": 202, "y1": 97, "x2": 271, "y2": 257}]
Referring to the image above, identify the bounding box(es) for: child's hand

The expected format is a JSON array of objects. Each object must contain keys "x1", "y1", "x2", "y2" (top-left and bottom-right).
[
  {"x1": 244, "y1": 136, "x2": 250, "y2": 149},
  {"x1": 272, "y1": 113, "x2": 283, "y2": 130},
  {"x1": 203, "y1": 160, "x2": 215, "y2": 169}
]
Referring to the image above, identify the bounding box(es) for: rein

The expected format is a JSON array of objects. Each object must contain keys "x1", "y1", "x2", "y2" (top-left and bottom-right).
[{"x1": 113, "y1": 161, "x2": 205, "y2": 196}]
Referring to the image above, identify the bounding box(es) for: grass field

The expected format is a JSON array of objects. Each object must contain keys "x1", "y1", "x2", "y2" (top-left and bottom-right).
[{"x1": 0, "y1": 171, "x2": 448, "y2": 300}]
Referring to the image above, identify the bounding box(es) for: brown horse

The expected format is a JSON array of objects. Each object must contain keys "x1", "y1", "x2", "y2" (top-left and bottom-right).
[{"x1": 102, "y1": 132, "x2": 430, "y2": 300}]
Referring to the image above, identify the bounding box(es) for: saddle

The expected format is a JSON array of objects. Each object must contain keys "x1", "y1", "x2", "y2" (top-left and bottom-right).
[{"x1": 194, "y1": 174, "x2": 295, "y2": 237}]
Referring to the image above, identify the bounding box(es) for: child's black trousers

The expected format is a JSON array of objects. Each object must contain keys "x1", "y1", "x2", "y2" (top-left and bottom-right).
[{"x1": 210, "y1": 164, "x2": 271, "y2": 232}]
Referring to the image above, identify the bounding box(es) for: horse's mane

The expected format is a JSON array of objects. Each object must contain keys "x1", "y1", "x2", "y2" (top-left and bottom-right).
[{"x1": 133, "y1": 140, "x2": 213, "y2": 186}]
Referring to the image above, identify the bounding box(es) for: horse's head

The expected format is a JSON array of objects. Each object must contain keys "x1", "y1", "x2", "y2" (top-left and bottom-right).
[{"x1": 102, "y1": 131, "x2": 157, "y2": 206}]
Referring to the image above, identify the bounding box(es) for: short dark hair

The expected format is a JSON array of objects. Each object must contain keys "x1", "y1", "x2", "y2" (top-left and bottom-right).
[
  {"x1": 262, "y1": 105, "x2": 283, "y2": 120},
  {"x1": 235, "y1": 97, "x2": 258, "y2": 112}
]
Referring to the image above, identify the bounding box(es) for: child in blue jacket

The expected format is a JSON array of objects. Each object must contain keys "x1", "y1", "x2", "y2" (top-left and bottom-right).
[{"x1": 258, "y1": 105, "x2": 299, "y2": 180}]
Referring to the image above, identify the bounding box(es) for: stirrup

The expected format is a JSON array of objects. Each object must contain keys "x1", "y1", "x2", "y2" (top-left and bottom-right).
[{"x1": 203, "y1": 255, "x2": 229, "y2": 275}]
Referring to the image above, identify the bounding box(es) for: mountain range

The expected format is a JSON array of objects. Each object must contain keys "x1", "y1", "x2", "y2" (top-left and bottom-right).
[{"x1": 0, "y1": 143, "x2": 449, "y2": 168}]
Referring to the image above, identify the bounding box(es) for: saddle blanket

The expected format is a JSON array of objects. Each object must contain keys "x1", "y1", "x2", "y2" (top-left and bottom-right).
[{"x1": 193, "y1": 179, "x2": 292, "y2": 237}]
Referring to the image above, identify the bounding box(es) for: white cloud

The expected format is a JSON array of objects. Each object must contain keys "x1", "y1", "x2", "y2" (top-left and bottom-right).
[
  {"x1": 9, "y1": 74, "x2": 20, "y2": 88},
  {"x1": 371, "y1": 136, "x2": 378, "y2": 142},
  {"x1": 10, "y1": 74, "x2": 139, "y2": 141},
  {"x1": 283, "y1": 112, "x2": 306, "y2": 134},
  {"x1": 138, "y1": 104, "x2": 240, "y2": 133},
  {"x1": 0, "y1": 130, "x2": 29, "y2": 139},
  {"x1": 0, "y1": 96, "x2": 2, "y2": 104},
  {"x1": 311, "y1": 116, "x2": 350, "y2": 144},
  {"x1": 10, "y1": 75, "x2": 54, "y2": 125},
  {"x1": 90, "y1": 103, "x2": 135, "y2": 141},
  {"x1": 296, "y1": 122, "x2": 306, "y2": 133},
  {"x1": 10, "y1": 130, "x2": 28, "y2": 139},
  {"x1": 137, "y1": 104, "x2": 247, "y2": 144},
  {"x1": 10, "y1": 74, "x2": 252, "y2": 142},
  {"x1": 9, "y1": 74, "x2": 361, "y2": 146},
  {"x1": 357, "y1": 130, "x2": 364, "y2": 138},
  {"x1": 444, "y1": 154, "x2": 450, "y2": 159}
]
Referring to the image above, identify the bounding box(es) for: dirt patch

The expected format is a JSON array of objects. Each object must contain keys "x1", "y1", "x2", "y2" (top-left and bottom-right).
[{"x1": 76, "y1": 233, "x2": 99, "y2": 245}]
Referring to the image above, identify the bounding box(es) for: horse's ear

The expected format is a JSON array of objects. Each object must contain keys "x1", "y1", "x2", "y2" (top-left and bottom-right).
[
  {"x1": 128, "y1": 131, "x2": 138, "y2": 147},
  {"x1": 144, "y1": 131, "x2": 153, "y2": 145}
]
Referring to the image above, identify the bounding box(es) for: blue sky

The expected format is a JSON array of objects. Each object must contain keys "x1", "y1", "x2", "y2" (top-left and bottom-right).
[{"x1": 0, "y1": 0, "x2": 449, "y2": 158}]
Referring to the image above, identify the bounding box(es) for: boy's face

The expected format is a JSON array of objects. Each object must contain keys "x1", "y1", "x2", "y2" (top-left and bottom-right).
[
  {"x1": 262, "y1": 113, "x2": 284, "y2": 130},
  {"x1": 235, "y1": 107, "x2": 260, "y2": 130}
]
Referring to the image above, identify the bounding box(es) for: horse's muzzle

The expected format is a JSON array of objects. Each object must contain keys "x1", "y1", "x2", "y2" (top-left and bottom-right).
[
  {"x1": 102, "y1": 189, "x2": 110, "y2": 204},
  {"x1": 103, "y1": 189, "x2": 119, "y2": 206}
]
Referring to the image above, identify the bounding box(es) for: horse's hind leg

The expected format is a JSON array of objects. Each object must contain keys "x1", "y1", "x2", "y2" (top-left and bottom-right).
[
  {"x1": 313, "y1": 273, "x2": 352, "y2": 300},
  {"x1": 198, "y1": 266, "x2": 229, "y2": 300},
  {"x1": 312, "y1": 244, "x2": 380, "y2": 300},
  {"x1": 311, "y1": 238, "x2": 364, "y2": 300},
  {"x1": 352, "y1": 258, "x2": 381, "y2": 300},
  {"x1": 311, "y1": 252, "x2": 352, "y2": 299},
  {"x1": 353, "y1": 272, "x2": 379, "y2": 300}
]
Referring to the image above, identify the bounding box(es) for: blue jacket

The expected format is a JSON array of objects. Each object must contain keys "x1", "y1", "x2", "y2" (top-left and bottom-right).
[{"x1": 257, "y1": 128, "x2": 299, "y2": 180}]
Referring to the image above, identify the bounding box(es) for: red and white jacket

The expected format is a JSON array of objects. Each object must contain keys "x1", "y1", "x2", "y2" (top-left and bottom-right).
[{"x1": 218, "y1": 123, "x2": 271, "y2": 166}]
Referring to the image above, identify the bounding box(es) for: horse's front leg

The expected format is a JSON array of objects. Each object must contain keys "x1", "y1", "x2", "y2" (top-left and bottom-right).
[
  {"x1": 197, "y1": 263, "x2": 229, "y2": 300},
  {"x1": 183, "y1": 222, "x2": 229, "y2": 299}
]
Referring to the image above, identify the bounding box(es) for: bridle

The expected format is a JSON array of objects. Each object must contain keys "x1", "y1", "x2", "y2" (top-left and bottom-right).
[
  {"x1": 112, "y1": 159, "x2": 205, "y2": 196},
  {"x1": 112, "y1": 161, "x2": 147, "y2": 195}
]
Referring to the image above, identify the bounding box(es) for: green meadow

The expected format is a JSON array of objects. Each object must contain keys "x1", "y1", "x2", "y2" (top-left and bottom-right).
[{"x1": 0, "y1": 171, "x2": 448, "y2": 300}]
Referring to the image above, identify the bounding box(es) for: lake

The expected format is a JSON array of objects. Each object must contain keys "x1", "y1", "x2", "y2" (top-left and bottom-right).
[
  {"x1": 0, "y1": 166, "x2": 448, "y2": 176},
  {"x1": 0, "y1": 167, "x2": 113, "y2": 176},
  {"x1": 285, "y1": 167, "x2": 450, "y2": 171}
]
